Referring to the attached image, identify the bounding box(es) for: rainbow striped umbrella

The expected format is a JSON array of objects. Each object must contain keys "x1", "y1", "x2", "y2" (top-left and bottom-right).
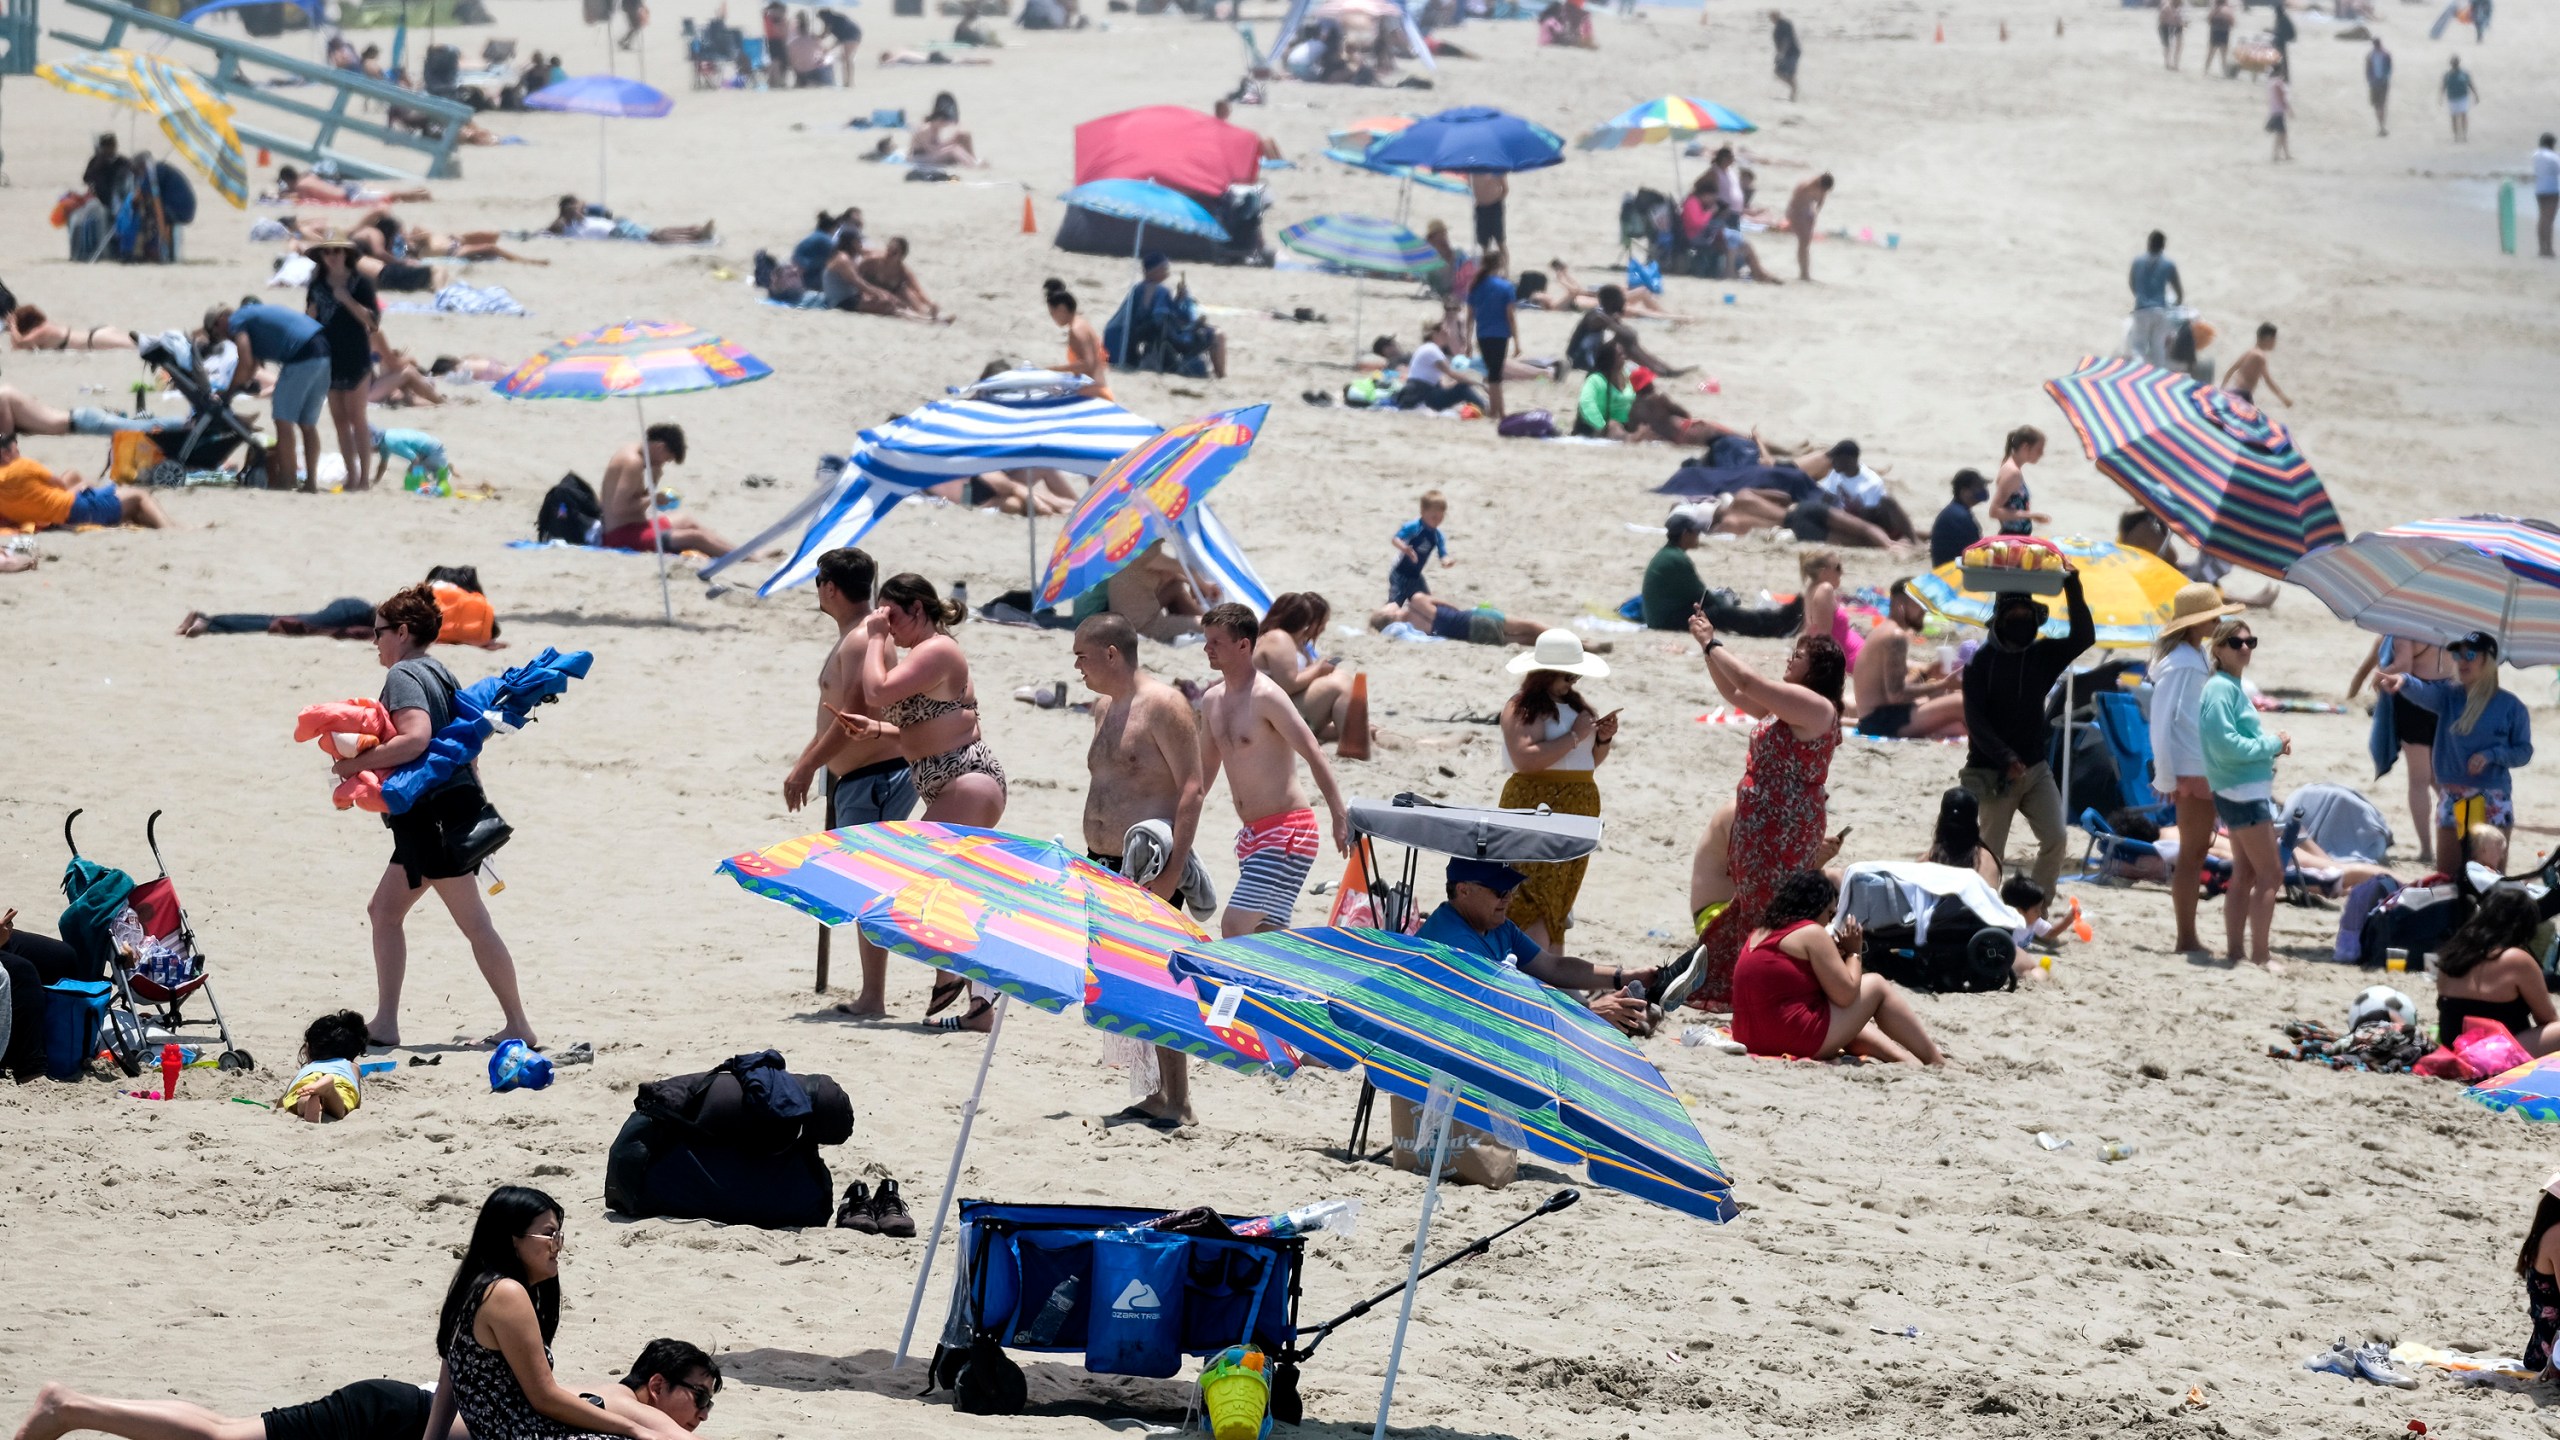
[
  {"x1": 1171, "y1": 927, "x2": 1734, "y2": 1222},
  {"x1": 2466, "y1": 1053, "x2": 2560, "y2": 1122},
  {"x1": 1577, "y1": 94, "x2": 1757, "y2": 149},
  {"x1": 2044, "y1": 356, "x2": 2344, "y2": 578},
  {"x1": 2288, "y1": 516, "x2": 2560, "y2": 664},
  {"x1": 1037, "y1": 404, "x2": 1267, "y2": 609},
  {"x1": 1911, "y1": 534, "x2": 2185, "y2": 649},
  {"x1": 497, "y1": 320, "x2": 771, "y2": 400}
]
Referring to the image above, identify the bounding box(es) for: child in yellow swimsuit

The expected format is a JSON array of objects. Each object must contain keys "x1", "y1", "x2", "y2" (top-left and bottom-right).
[{"x1": 279, "y1": 1009, "x2": 369, "y2": 1121}]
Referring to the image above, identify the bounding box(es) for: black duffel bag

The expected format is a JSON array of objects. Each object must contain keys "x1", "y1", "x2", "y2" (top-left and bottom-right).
[{"x1": 606, "y1": 1051, "x2": 854, "y2": 1228}]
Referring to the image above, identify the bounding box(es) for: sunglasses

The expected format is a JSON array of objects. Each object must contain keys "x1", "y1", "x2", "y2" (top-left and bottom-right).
[
  {"x1": 677, "y1": 1382, "x2": 715, "y2": 1415},
  {"x1": 2219, "y1": 635, "x2": 2258, "y2": 651}
]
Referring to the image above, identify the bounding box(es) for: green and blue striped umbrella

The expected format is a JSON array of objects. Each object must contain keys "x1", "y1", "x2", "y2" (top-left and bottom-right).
[
  {"x1": 2044, "y1": 355, "x2": 2344, "y2": 579},
  {"x1": 1277, "y1": 213, "x2": 1445, "y2": 280},
  {"x1": 1171, "y1": 927, "x2": 1734, "y2": 1222}
]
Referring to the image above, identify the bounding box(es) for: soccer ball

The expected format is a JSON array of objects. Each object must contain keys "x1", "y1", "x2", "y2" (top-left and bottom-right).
[{"x1": 2347, "y1": 985, "x2": 2417, "y2": 1032}]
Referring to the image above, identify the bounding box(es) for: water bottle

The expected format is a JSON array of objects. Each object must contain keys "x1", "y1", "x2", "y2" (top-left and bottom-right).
[
  {"x1": 1232, "y1": 1198, "x2": 1360, "y2": 1240},
  {"x1": 1021, "y1": 1275, "x2": 1081, "y2": 1345},
  {"x1": 951, "y1": 582, "x2": 969, "y2": 614}
]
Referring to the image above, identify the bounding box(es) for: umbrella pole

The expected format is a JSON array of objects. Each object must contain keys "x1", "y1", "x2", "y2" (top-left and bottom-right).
[
  {"x1": 636, "y1": 398, "x2": 674, "y2": 624},
  {"x1": 1372, "y1": 1082, "x2": 1455, "y2": 1440},
  {"x1": 895, "y1": 992, "x2": 1009, "y2": 1369},
  {"x1": 597, "y1": 114, "x2": 609, "y2": 208},
  {"x1": 1351, "y1": 275, "x2": 1365, "y2": 366},
  {"x1": 1026, "y1": 506, "x2": 1039, "y2": 603}
]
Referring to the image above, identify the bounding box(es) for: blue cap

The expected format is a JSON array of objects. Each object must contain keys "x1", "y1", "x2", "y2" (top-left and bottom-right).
[{"x1": 1447, "y1": 857, "x2": 1526, "y2": 895}]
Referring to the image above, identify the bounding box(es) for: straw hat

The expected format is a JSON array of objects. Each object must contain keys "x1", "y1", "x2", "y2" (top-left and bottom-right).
[
  {"x1": 1506, "y1": 628, "x2": 1610, "y2": 679},
  {"x1": 304, "y1": 238, "x2": 358, "y2": 256},
  {"x1": 2157, "y1": 581, "x2": 2244, "y2": 638}
]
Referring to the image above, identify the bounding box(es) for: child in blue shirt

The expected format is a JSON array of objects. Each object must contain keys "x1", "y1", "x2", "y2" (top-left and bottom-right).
[
  {"x1": 1390, "y1": 489, "x2": 1454, "y2": 604},
  {"x1": 371, "y1": 424, "x2": 456, "y2": 492}
]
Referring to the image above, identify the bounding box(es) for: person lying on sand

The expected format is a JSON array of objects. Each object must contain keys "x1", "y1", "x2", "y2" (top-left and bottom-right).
[
  {"x1": 430, "y1": 355, "x2": 514, "y2": 383},
  {"x1": 181, "y1": 564, "x2": 503, "y2": 645},
  {"x1": 1519, "y1": 263, "x2": 1680, "y2": 320},
  {"x1": 1369, "y1": 593, "x2": 1597, "y2": 650},
  {"x1": 598, "y1": 424, "x2": 735, "y2": 556},
  {"x1": 8, "y1": 307, "x2": 133, "y2": 351},
  {"x1": 1565, "y1": 289, "x2": 1686, "y2": 377},
  {"x1": 272, "y1": 165, "x2": 432, "y2": 206},
  {"x1": 926, "y1": 467, "x2": 1078, "y2": 515},
  {"x1": 356, "y1": 213, "x2": 550, "y2": 266},
  {"x1": 1627, "y1": 368, "x2": 1749, "y2": 447},
  {"x1": 0, "y1": 434, "x2": 169, "y2": 530},
  {"x1": 546, "y1": 195, "x2": 716, "y2": 245},
  {"x1": 2096, "y1": 808, "x2": 2392, "y2": 899}
]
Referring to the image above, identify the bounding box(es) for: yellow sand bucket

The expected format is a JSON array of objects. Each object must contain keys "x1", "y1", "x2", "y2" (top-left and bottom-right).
[{"x1": 1200, "y1": 1345, "x2": 1271, "y2": 1440}]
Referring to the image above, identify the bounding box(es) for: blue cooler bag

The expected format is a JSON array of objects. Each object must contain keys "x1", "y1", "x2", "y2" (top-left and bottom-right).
[
  {"x1": 43, "y1": 980, "x2": 114, "y2": 1081},
  {"x1": 1085, "y1": 1229, "x2": 1188, "y2": 1377}
]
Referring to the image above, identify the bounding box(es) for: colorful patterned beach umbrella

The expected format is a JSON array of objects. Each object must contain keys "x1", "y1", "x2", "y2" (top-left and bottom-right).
[
  {"x1": 1576, "y1": 94, "x2": 1756, "y2": 149},
  {"x1": 40, "y1": 50, "x2": 250, "y2": 209},
  {"x1": 2288, "y1": 516, "x2": 2560, "y2": 665},
  {"x1": 1037, "y1": 405, "x2": 1267, "y2": 609},
  {"x1": 2044, "y1": 356, "x2": 2344, "y2": 578},
  {"x1": 1910, "y1": 534, "x2": 2186, "y2": 649},
  {"x1": 1171, "y1": 927, "x2": 1735, "y2": 1222},
  {"x1": 2466, "y1": 1053, "x2": 2560, "y2": 1122},
  {"x1": 1277, "y1": 213, "x2": 1444, "y2": 278},
  {"x1": 497, "y1": 320, "x2": 772, "y2": 400}
]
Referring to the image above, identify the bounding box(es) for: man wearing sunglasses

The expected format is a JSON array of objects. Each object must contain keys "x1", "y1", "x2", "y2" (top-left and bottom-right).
[{"x1": 15, "y1": 1339, "x2": 721, "y2": 1440}]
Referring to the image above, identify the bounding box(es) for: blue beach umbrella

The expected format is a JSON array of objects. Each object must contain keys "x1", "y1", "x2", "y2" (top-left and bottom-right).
[
  {"x1": 1368, "y1": 104, "x2": 1566, "y2": 174},
  {"x1": 526, "y1": 74, "x2": 673, "y2": 205},
  {"x1": 1059, "y1": 178, "x2": 1230, "y2": 262}
]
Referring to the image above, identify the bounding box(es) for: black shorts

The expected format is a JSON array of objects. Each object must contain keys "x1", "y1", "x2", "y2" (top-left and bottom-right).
[
  {"x1": 1472, "y1": 200, "x2": 1504, "y2": 247},
  {"x1": 1782, "y1": 498, "x2": 1832, "y2": 542},
  {"x1": 264, "y1": 1381, "x2": 431, "y2": 1440},
  {"x1": 1478, "y1": 335, "x2": 1510, "y2": 375},
  {"x1": 327, "y1": 343, "x2": 374, "y2": 392},
  {"x1": 1856, "y1": 701, "x2": 1915, "y2": 739},
  {"x1": 384, "y1": 782, "x2": 489, "y2": 888},
  {"x1": 2392, "y1": 692, "x2": 2439, "y2": 748},
  {"x1": 377, "y1": 260, "x2": 435, "y2": 293}
]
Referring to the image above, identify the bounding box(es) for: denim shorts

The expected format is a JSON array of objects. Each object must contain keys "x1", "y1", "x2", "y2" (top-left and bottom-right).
[
  {"x1": 66, "y1": 486, "x2": 122, "y2": 527},
  {"x1": 2214, "y1": 794, "x2": 2277, "y2": 829},
  {"x1": 829, "y1": 759, "x2": 918, "y2": 828},
  {"x1": 270, "y1": 355, "x2": 331, "y2": 428}
]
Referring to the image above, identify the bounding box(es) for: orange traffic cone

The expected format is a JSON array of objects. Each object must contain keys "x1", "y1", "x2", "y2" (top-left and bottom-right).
[
  {"x1": 1933, "y1": 19, "x2": 1944, "y2": 41},
  {"x1": 1336, "y1": 672, "x2": 1372, "y2": 760},
  {"x1": 1020, "y1": 194, "x2": 1037, "y2": 235}
]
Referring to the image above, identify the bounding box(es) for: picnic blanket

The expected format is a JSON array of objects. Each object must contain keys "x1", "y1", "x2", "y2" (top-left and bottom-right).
[{"x1": 385, "y1": 282, "x2": 527, "y2": 316}]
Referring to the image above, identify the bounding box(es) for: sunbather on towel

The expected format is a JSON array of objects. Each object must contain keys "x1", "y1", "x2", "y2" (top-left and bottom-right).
[
  {"x1": 2099, "y1": 809, "x2": 2391, "y2": 896},
  {"x1": 0, "y1": 435, "x2": 168, "y2": 530},
  {"x1": 1367, "y1": 593, "x2": 1591, "y2": 649},
  {"x1": 8, "y1": 306, "x2": 134, "y2": 351},
  {"x1": 598, "y1": 424, "x2": 736, "y2": 556},
  {"x1": 545, "y1": 194, "x2": 716, "y2": 245},
  {"x1": 272, "y1": 165, "x2": 433, "y2": 206},
  {"x1": 1519, "y1": 263, "x2": 1681, "y2": 319}
]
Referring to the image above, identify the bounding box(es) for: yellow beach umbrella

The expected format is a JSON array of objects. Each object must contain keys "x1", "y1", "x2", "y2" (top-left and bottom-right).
[
  {"x1": 38, "y1": 49, "x2": 249, "y2": 209},
  {"x1": 1909, "y1": 533, "x2": 2184, "y2": 650}
]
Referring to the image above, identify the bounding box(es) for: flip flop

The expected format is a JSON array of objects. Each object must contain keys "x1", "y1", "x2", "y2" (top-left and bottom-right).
[
  {"x1": 931, "y1": 999, "x2": 995, "y2": 1034},
  {"x1": 1107, "y1": 1104, "x2": 1186, "y2": 1131},
  {"x1": 924, "y1": 976, "x2": 967, "y2": 1018}
]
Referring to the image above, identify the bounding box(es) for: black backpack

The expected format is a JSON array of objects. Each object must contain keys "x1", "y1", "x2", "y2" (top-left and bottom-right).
[
  {"x1": 1863, "y1": 895, "x2": 2019, "y2": 993},
  {"x1": 536, "y1": 473, "x2": 602, "y2": 545}
]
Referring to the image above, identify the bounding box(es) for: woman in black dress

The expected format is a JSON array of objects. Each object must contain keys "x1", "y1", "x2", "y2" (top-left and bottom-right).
[{"x1": 306, "y1": 239, "x2": 380, "y2": 490}]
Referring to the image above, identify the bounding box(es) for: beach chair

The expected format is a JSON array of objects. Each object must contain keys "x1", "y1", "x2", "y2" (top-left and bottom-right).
[
  {"x1": 2074, "y1": 807, "x2": 2164, "y2": 887},
  {"x1": 58, "y1": 809, "x2": 251, "y2": 1077},
  {"x1": 2085, "y1": 691, "x2": 2175, "y2": 822}
]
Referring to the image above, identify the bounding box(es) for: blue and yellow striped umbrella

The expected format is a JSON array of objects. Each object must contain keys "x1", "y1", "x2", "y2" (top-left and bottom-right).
[
  {"x1": 1576, "y1": 94, "x2": 1756, "y2": 149},
  {"x1": 2289, "y1": 516, "x2": 2560, "y2": 665},
  {"x1": 39, "y1": 50, "x2": 249, "y2": 209},
  {"x1": 2045, "y1": 355, "x2": 2344, "y2": 579},
  {"x1": 1277, "y1": 213, "x2": 1445, "y2": 280},
  {"x1": 1172, "y1": 927, "x2": 1735, "y2": 1222}
]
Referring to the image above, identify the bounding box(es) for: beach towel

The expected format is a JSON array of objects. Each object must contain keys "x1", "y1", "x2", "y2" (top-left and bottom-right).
[{"x1": 385, "y1": 282, "x2": 527, "y2": 316}]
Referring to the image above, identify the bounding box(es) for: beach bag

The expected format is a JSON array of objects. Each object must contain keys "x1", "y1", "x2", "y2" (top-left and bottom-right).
[
  {"x1": 1863, "y1": 896, "x2": 2017, "y2": 993},
  {"x1": 536, "y1": 473, "x2": 603, "y2": 544},
  {"x1": 2454, "y1": 1015, "x2": 2532, "y2": 1079},
  {"x1": 1085, "y1": 1229, "x2": 1188, "y2": 1377},
  {"x1": 1496, "y1": 409, "x2": 1555, "y2": 439},
  {"x1": 2336, "y1": 874, "x2": 2400, "y2": 963},
  {"x1": 42, "y1": 979, "x2": 113, "y2": 1080},
  {"x1": 2358, "y1": 881, "x2": 2461, "y2": 968}
]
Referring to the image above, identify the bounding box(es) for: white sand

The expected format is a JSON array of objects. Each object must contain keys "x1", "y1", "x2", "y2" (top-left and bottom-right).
[{"x1": 7, "y1": 0, "x2": 2560, "y2": 1436}]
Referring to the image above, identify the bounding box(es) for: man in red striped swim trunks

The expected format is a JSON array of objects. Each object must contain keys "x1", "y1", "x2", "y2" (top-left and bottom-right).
[{"x1": 1199, "y1": 603, "x2": 1349, "y2": 937}]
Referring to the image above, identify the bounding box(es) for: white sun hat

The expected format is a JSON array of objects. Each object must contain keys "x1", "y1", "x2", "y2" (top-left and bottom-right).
[{"x1": 1505, "y1": 628, "x2": 1610, "y2": 679}]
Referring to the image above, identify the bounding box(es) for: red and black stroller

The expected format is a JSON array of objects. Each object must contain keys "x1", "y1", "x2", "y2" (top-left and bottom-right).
[{"x1": 60, "y1": 809, "x2": 253, "y2": 1076}]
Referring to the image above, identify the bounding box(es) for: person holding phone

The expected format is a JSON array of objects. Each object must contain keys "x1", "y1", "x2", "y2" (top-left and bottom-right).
[
  {"x1": 1731, "y1": 869, "x2": 1942, "y2": 1063},
  {"x1": 1497, "y1": 631, "x2": 1616, "y2": 950}
]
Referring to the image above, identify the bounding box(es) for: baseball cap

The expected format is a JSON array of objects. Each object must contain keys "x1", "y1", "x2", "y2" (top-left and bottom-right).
[
  {"x1": 1447, "y1": 857, "x2": 1527, "y2": 895},
  {"x1": 1629, "y1": 365, "x2": 1656, "y2": 391}
]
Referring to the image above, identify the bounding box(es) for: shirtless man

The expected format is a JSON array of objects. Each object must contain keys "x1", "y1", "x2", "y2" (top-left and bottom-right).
[
  {"x1": 1199, "y1": 604, "x2": 1349, "y2": 938},
  {"x1": 1468, "y1": 171, "x2": 1508, "y2": 250},
  {"x1": 598, "y1": 424, "x2": 736, "y2": 556},
  {"x1": 2218, "y1": 322, "x2": 2292, "y2": 408},
  {"x1": 1786, "y1": 172, "x2": 1833, "y2": 282},
  {"x1": 1851, "y1": 580, "x2": 1966, "y2": 740},
  {"x1": 1077, "y1": 613, "x2": 1208, "y2": 1127},
  {"x1": 783, "y1": 547, "x2": 914, "y2": 1017},
  {"x1": 854, "y1": 237, "x2": 949, "y2": 323}
]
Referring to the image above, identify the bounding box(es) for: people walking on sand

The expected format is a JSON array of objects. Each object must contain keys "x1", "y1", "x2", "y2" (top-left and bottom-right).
[
  {"x1": 1787, "y1": 173, "x2": 1832, "y2": 281},
  {"x1": 2158, "y1": 0, "x2": 2184, "y2": 70},
  {"x1": 2366, "y1": 38, "x2": 2393, "y2": 136},
  {"x1": 2442, "y1": 57, "x2": 2478, "y2": 143},
  {"x1": 1468, "y1": 246, "x2": 1518, "y2": 423},
  {"x1": 2267, "y1": 66, "x2": 2293, "y2": 162},
  {"x1": 1076, "y1": 612, "x2": 1208, "y2": 1129},
  {"x1": 2199, "y1": 618, "x2": 2289, "y2": 971},
  {"x1": 2127, "y1": 230, "x2": 2183, "y2": 365},
  {"x1": 2534, "y1": 134, "x2": 2559, "y2": 259},
  {"x1": 1958, "y1": 564, "x2": 2093, "y2": 901},
  {"x1": 1498, "y1": 630, "x2": 1616, "y2": 950},
  {"x1": 1199, "y1": 603, "x2": 1349, "y2": 938},
  {"x1": 2220, "y1": 323, "x2": 2291, "y2": 407},
  {"x1": 2203, "y1": 0, "x2": 2233, "y2": 72},
  {"x1": 1468, "y1": 170, "x2": 1507, "y2": 249},
  {"x1": 2147, "y1": 583, "x2": 2243, "y2": 954},
  {"x1": 354, "y1": 584, "x2": 535, "y2": 1050},
  {"x1": 1770, "y1": 10, "x2": 1801, "y2": 100},
  {"x1": 782, "y1": 547, "x2": 914, "y2": 1019}
]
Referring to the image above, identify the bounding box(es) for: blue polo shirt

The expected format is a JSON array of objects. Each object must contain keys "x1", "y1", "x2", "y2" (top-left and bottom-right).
[
  {"x1": 228, "y1": 303, "x2": 326, "y2": 363},
  {"x1": 1416, "y1": 901, "x2": 1539, "y2": 971}
]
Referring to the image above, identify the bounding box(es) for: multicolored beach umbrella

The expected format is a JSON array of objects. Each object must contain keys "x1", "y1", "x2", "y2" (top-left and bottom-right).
[
  {"x1": 2044, "y1": 356, "x2": 2344, "y2": 578},
  {"x1": 497, "y1": 320, "x2": 771, "y2": 399},
  {"x1": 1037, "y1": 405, "x2": 1267, "y2": 608},
  {"x1": 2288, "y1": 516, "x2": 2560, "y2": 665},
  {"x1": 1577, "y1": 94, "x2": 1756, "y2": 149},
  {"x1": 1171, "y1": 927, "x2": 1735, "y2": 1222},
  {"x1": 1277, "y1": 213, "x2": 1444, "y2": 278},
  {"x1": 2465, "y1": 1053, "x2": 2560, "y2": 1122},
  {"x1": 40, "y1": 49, "x2": 250, "y2": 208},
  {"x1": 1911, "y1": 534, "x2": 2185, "y2": 649}
]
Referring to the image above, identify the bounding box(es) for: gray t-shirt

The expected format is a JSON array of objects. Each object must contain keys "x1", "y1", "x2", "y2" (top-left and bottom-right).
[
  {"x1": 382, "y1": 655, "x2": 460, "y2": 731},
  {"x1": 2129, "y1": 253, "x2": 2180, "y2": 310}
]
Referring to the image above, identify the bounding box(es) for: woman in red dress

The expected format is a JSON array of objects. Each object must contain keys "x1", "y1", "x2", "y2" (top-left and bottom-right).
[
  {"x1": 1685, "y1": 610, "x2": 1849, "y2": 1010},
  {"x1": 1732, "y1": 870, "x2": 1943, "y2": 1063}
]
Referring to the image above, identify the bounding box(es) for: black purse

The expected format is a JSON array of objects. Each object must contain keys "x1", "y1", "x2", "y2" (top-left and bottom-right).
[{"x1": 438, "y1": 786, "x2": 513, "y2": 873}]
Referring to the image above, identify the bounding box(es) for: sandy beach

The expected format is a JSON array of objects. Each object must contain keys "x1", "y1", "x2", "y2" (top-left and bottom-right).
[{"x1": 7, "y1": 0, "x2": 2560, "y2": 1435}]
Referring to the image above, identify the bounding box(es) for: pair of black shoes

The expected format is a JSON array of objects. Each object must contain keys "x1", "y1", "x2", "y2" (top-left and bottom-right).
[{"x1": 836, "y1": 1178, "x2": 917, "y2": 1236}]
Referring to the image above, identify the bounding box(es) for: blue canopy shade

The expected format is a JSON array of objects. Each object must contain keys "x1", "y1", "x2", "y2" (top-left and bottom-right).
[
  {"x1": 525, "y1": 74, "x2": 674, "y2": 118},
  {"x1": 1059, "y1": 178, "x2": 1230, "y2": 242},
  {"x1": 181, "y1": 0, "x2": 323, "y2": 26},
  {"x1": 1368, "y1": 105, "x2": 1565, "y2": 175}
]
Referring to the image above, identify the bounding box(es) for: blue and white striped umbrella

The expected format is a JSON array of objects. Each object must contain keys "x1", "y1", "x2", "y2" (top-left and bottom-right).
[
  {"x1": 1058, "y1": 178, "x2": 1230, "y2": 242},
  {"x1": 1278, "y1": 213, "x2": 1445, "y2": 280}
]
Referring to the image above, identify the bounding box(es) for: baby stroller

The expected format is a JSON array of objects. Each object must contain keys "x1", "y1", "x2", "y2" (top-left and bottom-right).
[
  {"x1": 130, "y1": 333, "x2": 269, "y2": 487},
  {"x1": 59, "y1": 809, "x2": 252, "y2": 1077}
]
